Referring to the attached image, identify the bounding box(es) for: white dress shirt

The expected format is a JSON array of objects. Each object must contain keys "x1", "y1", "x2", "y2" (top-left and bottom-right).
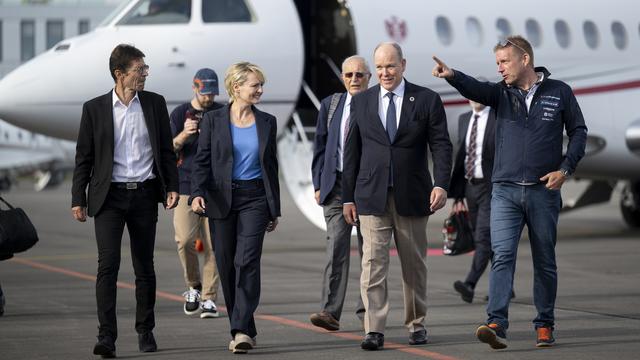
[
  {"x1": 378, "y1": 79, "x2": 405, "y2": 130},
  {"x1": 465, "y1": 106, "x2": 491, "y2": 179},
  {"x1": 337, "y1": 93, "x2": 352, "y2": 172},
  {"x1": 111, "y1": 90, "x2": 155, "y2": 182}
]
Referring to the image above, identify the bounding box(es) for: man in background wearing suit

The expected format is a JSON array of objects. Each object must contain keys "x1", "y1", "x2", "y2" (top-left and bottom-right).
[
  {"x1": 71, "y1": 44, "x2": 178, "y2": 358},
  {"x1": 343, "y1": 42, "x2": 452, "y2": 350},
  {"x1": 310, "y1": 55, "x2": 371, "y2": 331},
  {"x1": 449, "y1": 99, "x2": 496, "y2": 303}
]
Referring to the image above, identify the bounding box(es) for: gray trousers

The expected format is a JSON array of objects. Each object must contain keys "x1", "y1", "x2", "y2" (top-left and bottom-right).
[{"x1": 321, "y1": 179, "x2": 365, "y2": 320}]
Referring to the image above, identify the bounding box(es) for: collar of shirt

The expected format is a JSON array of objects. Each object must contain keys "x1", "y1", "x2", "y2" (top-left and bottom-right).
[
  {"x1": 380, "y1": 78, "x2": 406, "y2": 99},
  {"x1": 112, "y1": 89, "x2": 140, "y2": 109},
  {"x1": 473, "y1": 106, "x2": 491, "y2": 118}
]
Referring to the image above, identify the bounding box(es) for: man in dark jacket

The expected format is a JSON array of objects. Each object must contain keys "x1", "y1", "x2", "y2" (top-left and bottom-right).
[
  {"x1": 449, "y1": 99, "x2": 496, "y2": 304},
  {"x1": 432, "y1": 35, "x2": 587, "y2": 349},
  {"x1": 71, "y1": 44, "x2": 178, "y2": 358}
]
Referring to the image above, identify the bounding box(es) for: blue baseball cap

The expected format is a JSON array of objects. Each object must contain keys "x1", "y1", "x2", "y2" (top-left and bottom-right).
[{"x1": 193, "y1": 68, "x2": 219, "y2": 95}]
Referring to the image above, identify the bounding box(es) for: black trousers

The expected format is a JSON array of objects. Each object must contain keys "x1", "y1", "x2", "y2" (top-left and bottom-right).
[
  {"x1": 211, "y1": 180, "x2": 270, "y2": 339},
  {"x1": 94, "y1": 183, "x2": 159, "y2": 340},
  {"x1": 465, "y1": 180, "x2": 493, "y2": 287}
]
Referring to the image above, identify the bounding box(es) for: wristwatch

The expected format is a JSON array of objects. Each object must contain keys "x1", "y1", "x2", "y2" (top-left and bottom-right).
[{"x1": 559, "y1": 168, "x2": 571, "y2": 178}]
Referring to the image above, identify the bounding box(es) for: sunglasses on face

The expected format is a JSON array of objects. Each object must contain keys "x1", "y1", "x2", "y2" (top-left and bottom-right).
[
  {"x1": 343, "y1": 72, "x2": 368, "y2": 79},
  {"x1": 497, "y1": 38, "x2": 528, "y2": 56}
]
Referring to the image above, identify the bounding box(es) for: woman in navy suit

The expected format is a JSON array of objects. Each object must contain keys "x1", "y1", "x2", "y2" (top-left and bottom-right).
[{"x1": 191, "y1": 62, "x2": 280, "y2": 353}]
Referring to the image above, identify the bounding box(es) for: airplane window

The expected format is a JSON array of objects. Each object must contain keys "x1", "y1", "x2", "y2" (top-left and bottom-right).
[
  {"x1": 496, "y1": 18, "x2": 512, "y2": 39},
  {"x1": 465, "y1": 17, "x2": 483, "y2": 46},
  {"x1": 202, "y1": 0, "x2": 253, "y2": 23},
  {"x1": 525, "y1": 19, "x2": 542, "y2": 47},
  {"x1": 118, "y1": 0, "x2": 191, "y2": 25},
  {"x1": 435, "y1": 16, "x2": 453, "y2": 46},
  {"x1": 611, "y1": 21, "x2": 627, "y2": 50},
  {"x1": 583, "y1": 20, "x2": 599, "y2": 49},
  {"x1": 554, "y1": 20, "x2": 571, "y2": 48}
]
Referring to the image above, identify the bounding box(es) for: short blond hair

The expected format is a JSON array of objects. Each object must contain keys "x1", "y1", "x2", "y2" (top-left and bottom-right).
[
  {"x1": 224, "y1": 62, "x2": 266, "y2": 103},
  {"x1": 494, "y1": 35, "x2": 534, "y2": 68}
]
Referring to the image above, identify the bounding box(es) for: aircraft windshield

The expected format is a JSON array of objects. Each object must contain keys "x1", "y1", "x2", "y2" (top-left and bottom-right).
[
  {"x1": 117, "y1": 0, "x2": 192, "y2": 25},
  {"x1": 202, "y1": 0, "x2": 254, "y2": 23},
  {"x1": 98, "y1": 0, "x2": 134, "y2": 27}
]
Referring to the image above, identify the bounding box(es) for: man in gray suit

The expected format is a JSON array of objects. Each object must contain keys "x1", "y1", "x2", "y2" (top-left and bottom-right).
[{"x1": 310, "y1": 56, "x2": 371, "y2": 331}]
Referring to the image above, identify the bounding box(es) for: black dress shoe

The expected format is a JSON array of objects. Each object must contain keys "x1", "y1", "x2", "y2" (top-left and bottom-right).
[
  {"x1": 361, "y1": 332, "x2": 384, "y2": 350},
  {"x1": 93, "y1": 336, "x2": 116, "y2": 358},
  {"x1": 454, "y1": 280, "x2": 474, "y2": 303},
  {"x1": 138, "y1": 332, "x2": 157, "y2": 353},
  {"x1": 409, "y1": 329, "x2": 428, "y2": 345}
]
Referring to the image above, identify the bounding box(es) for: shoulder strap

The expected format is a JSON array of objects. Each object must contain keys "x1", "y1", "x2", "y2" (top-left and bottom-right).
[
  {"x1": 0, "y1": 196, "x2": 15, "y2": 210},
  {"x1": 326, "y1": 93, "x2": 342, "y2": 127}
]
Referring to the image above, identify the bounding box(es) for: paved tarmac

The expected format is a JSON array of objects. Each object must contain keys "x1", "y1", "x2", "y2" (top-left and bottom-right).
[{"x1": 0, "y1": 179, "x2": 639, "y2": 360}]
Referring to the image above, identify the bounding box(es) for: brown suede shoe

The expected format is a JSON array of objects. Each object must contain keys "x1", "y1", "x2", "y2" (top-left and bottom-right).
[{"x1": 309, "y1": 311, "x2": 340, "y2": 331}]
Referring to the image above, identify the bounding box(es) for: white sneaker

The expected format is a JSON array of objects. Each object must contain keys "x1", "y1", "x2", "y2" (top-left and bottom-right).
[
  {"x1": 182, "y1": 288, "x2": 201, "y2": 315},
  {"x1": 200, "y1": 299, "x2": 220, "y2": 318},
  {"x1": 232, "y1": 333, "x2": 255, "y2": 354}
]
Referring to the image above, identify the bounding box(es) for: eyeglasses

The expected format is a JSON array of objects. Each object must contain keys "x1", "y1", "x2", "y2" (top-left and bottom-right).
[
  {"x1": 343, "y1": 72, "x2": 369, "y2": 79},
  {"x1": 497, "y1": 38, "x2": 528, "y2": 56},
  {"x1": 129, "y1": 64, "x2": 150, "y2": 75}
]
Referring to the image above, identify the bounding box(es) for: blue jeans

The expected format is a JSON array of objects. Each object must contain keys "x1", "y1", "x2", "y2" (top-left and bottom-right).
[{"x1": 487, "y1": 182, "x2": 561, "y2": 331}]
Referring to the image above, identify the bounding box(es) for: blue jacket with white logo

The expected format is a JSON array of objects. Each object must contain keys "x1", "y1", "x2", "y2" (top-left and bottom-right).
[{"x1": 447, "y1": 67, "x2": 587, "y2": 184}]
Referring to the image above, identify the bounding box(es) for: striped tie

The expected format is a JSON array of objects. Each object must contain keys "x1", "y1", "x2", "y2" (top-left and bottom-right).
[{"x1": 465, "y1": 114, "x2": 480, "y2": 180}]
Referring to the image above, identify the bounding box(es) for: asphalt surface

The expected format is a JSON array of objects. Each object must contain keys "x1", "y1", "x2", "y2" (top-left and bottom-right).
[{"x1": 0, "y1": 179, "x2": 639, "y2": 360}]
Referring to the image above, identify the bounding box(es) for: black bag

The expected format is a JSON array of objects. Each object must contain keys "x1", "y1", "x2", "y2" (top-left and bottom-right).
[
  {"x1": 442, "y1": 211, "x2": 475, "y2": 256},
  {"x1": 0, "y1": 196, "x2": 39, "y2": 254}
]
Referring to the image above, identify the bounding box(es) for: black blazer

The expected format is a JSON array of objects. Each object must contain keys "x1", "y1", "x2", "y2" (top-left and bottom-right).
[
  {"x1": 311, "y1": 92, "x2": 347, "y2": 205},
  {"x1": 190, "y1": 105, "x2": 280, "y2": 220},
  {"x1": 343, "y1": 81, "x2": 453, "y2": 216},
  {"x1": 71, "y1": 90, "x2": 179, "y2": 217},
  {"x1": 449, "y1": 109, "x2": 496, "y2": 199}
]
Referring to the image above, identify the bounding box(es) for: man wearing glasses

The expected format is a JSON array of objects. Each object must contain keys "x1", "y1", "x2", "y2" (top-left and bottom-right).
[
  {"x1": 432, "y1": 35, "x2": 587, "y2": 349},
  {"x1": 310, "y1": 55, "x2": 371, "y2": 331},
  {"x1": 71, "y1": 44, "x2": 178, "y2": 358}
]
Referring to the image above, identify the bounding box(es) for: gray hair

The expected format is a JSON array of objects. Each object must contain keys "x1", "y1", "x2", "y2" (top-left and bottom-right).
[
  {"x1": 373, "y1": 42, "x2": 404, "y2": 61},
  {"x1": 341, "y1": 55, "x2": 370, "y2": 73}
]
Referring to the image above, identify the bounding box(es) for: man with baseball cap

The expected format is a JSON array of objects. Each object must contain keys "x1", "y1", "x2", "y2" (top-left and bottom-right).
[{"x1": 170, "y1": 68, "x2": 223, "y2": 318}]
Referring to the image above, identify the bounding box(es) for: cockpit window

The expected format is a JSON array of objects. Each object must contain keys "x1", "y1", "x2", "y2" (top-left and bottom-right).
[
  {"x1": 202, "y1": 0, "x2": 254, "y2": 23},
  {"x1": 118, "y1": 0, "x2": 191, "y2": 25}
]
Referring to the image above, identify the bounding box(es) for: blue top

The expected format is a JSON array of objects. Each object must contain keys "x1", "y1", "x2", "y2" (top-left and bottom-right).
[{"x1": 231, "y1": 122, "x2": 262, "y2": 180}]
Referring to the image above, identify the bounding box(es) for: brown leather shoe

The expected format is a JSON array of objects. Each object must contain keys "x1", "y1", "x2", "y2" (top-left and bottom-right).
[{"x1": 309, "y1": 311, "x2": 340, "y2": 331}]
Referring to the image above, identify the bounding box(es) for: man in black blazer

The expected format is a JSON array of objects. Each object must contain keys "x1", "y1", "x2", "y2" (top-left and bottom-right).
[
  {"x1": 309, "y1": 55, "x2": 370, "y2": 331},
  {"x1": 71, "y1": 44, "x2": 178, "y2": 358},
  {"x1": 449, "y1": 100, "x2": 496, "y2": 303},
  {"x1": 343, "y1": 42, "x2": 452, "y2": 350}
]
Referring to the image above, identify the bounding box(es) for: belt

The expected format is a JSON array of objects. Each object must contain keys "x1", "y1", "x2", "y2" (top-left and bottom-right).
[
  {"x1": 111, "y1": 178, "x2": 157, "y2": 190},
  {"x1": 231, "y1": 178, "x2": 263, "y2": 189},
  {"x1": 468, "y1": 178, "x2": 486, "y2": 185}
]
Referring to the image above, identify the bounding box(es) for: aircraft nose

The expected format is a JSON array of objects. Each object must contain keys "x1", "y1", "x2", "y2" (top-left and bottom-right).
[{"x1": 0, "y1": 67, "x2": 29, "y2": 128}]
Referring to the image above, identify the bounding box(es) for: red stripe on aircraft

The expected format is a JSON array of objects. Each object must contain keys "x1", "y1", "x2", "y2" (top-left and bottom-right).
[{"x1": 442, "y1": 79, "x2": 640, "y2": 107}]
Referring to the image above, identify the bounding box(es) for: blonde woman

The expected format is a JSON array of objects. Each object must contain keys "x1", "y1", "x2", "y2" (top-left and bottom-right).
[{"x1": 191, "y1": 62, "x2": 280, "y2": 353}]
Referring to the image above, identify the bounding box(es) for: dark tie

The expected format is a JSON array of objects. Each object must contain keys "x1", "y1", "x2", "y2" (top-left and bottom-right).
[
  {"x1": 343, "y1": 107, "x2": 351, "y2": 148},
  {"x1": 465, "y1": 114, "x2": 480, "y2": 180},
  {"x1": 385, "y1": 92, "x2": 397, "y2": 142}
]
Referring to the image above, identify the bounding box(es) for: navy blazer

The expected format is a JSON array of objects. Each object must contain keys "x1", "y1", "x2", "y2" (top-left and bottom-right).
[
  {"x1": 449, "y1": 109, "x2": 497, "y2": 200},
  {"x1": 311, "y1": 92, "x2": 347, "y2": 205},
  {"x1": 71, "y1": 90, "x2": 178, "y2": 217},
  {"x1": 190, "y1": 104, "x2": 280, "y2": 220},
  {"x1": 343, "y1": 81, "x2": 453, "y2": 216}
]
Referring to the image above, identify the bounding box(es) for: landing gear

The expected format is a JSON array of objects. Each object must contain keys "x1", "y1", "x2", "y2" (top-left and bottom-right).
[{"x1": 620, "y1": 181, "x2": 640, "y2": 228}]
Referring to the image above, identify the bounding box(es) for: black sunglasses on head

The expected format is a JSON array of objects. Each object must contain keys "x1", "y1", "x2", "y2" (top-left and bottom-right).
[
  {"x1": 343, "y1": 72, "x2": 368, "y2": 79},
  {"x1": 497, "y1": 38, "x2": 528, "y2": 55}
]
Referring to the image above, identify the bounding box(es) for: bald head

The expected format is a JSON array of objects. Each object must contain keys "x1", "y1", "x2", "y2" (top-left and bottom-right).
[
  {"x1": 374, "y1": 42, "x2": 406, "y2": 91},
  {"x1": 341, "y1": 55, "x2": 371, "y2": 96}
]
